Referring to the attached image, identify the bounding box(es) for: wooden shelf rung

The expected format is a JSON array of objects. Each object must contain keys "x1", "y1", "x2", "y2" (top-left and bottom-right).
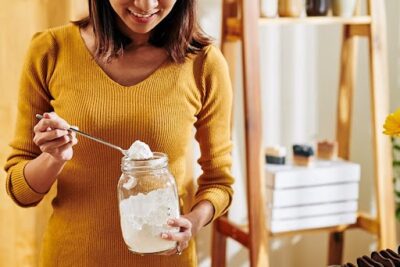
[
  {"x1": 225, "y1": 16, "x2": 372, "y2": 38},
  {"x1": 216, "y1": 217, "x2": 250, "y2": 248},
  {"x1": 267, "y1": 213, "x2": 378, "y2": 237},
  {"x1": 347, "y1": 24, "x2": 371, "y2": 37},
  {"x1": 356, "y1": 212, "x2": 379, "y2": 235},
  {"x1": 216, "y1": 212, "x2": 379, "y2": 242},
  {"x1": 269, "y1": 223, "x2": 357, "y2": 238},
  {"x1": 259, "y1": 16, "x2": 372, "y2": 26}
]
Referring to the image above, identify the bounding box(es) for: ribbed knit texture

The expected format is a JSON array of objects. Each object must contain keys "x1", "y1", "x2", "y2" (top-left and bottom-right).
[{"x1": 4, "y1": 24, "x2": 234, "y2": 267}]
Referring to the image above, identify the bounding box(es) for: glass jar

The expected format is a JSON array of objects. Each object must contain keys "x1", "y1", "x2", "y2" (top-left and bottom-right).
[
  {"x1": 117, "y1": 152, "x2": 180, "y2": 255},
  {"x1": 306, "y1": 0, "x2": 331, "y2": 16},
  {"x1": 331, "y1": 0, "x2": 357, "y2": 17},
  {"x1": 278, "y1": 0, "x2": 304, "y2": 17},
  {"x1": 261, "y1": 0, "x2": 278, "y2": 18}
]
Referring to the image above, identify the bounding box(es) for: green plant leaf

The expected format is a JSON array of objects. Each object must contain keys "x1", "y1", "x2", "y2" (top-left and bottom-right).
[{"x1": 396, "y1": 207, "x2": 400, "y2": 220}]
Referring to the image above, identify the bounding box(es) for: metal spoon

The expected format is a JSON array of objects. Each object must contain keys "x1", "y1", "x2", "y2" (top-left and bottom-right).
[{"x1": 35, "y1": 114, "x2": 127, "y2": 156}]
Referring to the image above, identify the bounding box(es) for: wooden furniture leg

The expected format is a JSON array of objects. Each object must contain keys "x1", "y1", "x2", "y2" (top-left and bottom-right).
[
  {"x1": 329, "y1": 23, "x2": 358, "y2": 265},
  {"x1": 240, "y1": 0, "x2": 269, "y2": 266},
  {"x1": 211, "y1": 214, "x2": 228, "y2": 267},
  {"x1": 368, "y1": 0, "x2": 396, "y2": 250}
]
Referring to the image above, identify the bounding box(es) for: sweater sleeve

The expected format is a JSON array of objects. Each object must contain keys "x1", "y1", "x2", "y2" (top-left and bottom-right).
[
  {"x1": 192, "y1": 46, "x2": 234, "y2": 222},
  {"x1": 4, "y1": 30, "x2": 57, "y2": 207}
]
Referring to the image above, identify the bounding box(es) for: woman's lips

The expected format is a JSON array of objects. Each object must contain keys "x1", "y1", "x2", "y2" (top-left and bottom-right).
[{"x1": 128, "y1": 9, "x2": 158, "y2": 24}]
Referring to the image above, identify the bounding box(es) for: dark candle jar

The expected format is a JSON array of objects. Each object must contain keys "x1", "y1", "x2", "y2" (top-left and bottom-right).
[{"x1": 306, "y1": 0, "x2": 331, "y2": 16}]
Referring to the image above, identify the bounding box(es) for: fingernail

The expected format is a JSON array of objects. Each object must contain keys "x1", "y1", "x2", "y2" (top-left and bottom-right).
[
  {"x1": 161, "y1": 233, "x2": 168, "y2": 239},
  {"x1": 167, "y1": 219, "x2": 174, "y2": 225}
]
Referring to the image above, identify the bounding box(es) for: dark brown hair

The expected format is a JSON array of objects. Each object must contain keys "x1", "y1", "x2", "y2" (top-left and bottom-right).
[{"x1": 74, "y1": 0, "x2": 212, "y2": 63}]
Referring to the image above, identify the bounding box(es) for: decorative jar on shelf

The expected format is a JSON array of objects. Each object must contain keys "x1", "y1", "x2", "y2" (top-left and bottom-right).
[
  {"x1": 306, "y1": 0, "x2": 331, "y2": 16},
  {"x1": 117, "y1": 153, "x2": 180, "y2": 255},
  {"x1": 278, "y1": 0, "x2": 304, "y2": 17},
  {"x1": 332, "y1": 0, "x2": 357, "y2": 17},
  {"x1": 261, "y1": 0, "x2": 278, "y2": 18}
]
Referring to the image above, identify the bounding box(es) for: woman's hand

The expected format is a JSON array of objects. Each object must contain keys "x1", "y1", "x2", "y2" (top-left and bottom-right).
[
  {"x1": 161, "y1": 216, "x2": 195, "y2": 256},
  {"x1": 33, "y1": 112, "x2": 78, "y2": 163},
  {"x1": 161, "y1": 200, "x2": 214, "y2": 256}
]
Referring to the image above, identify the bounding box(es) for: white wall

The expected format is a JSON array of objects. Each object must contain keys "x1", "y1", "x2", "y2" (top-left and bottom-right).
[
  {"x1": 386, "y1": 0, "x2": 400, "y2": 110},
  {"x1": 196, "y1": 0, "x2": 400, "y2": 266}
]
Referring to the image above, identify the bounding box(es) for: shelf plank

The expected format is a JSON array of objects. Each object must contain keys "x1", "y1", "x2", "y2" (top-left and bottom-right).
[
  {"x1": 269, "y1": 212, "x2": 378, "y2": 237},
  {"x1": 218, "y1": 212, "x2": 377, "y2": 241},
  {"x1": 258, "y1": 16, "x2": 372, "y2": 25},
  {"x1": 269, "y1": 222, "x2": 357, "y2": 238},
  {"x1": 225, "y1": 16, "x2": 372, "y2": 38}
]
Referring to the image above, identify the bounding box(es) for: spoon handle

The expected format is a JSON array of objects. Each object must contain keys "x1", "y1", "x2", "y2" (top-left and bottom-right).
[{"x1": 35, "y1": 114, "x2": 126, "y2": 154}]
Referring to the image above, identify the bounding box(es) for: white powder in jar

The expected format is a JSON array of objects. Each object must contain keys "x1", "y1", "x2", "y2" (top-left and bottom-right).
[{"x1": 119, "y1": 187, "x2": 180, "y2": 254}]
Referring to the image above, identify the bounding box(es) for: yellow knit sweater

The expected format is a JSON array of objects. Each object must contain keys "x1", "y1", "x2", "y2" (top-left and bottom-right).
[{"x1": 4, "y1": 24, "x2": 234, "y2": 267}]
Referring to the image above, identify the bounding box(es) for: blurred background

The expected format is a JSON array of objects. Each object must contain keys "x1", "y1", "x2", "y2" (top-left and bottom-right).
[{"x1": 1, "y1": 0, "x2": 399, "y2": 266}]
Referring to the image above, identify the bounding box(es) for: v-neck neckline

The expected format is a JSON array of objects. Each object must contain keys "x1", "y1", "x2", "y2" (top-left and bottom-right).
[{"x1": 73, "y1": 24, "x2": 171, "y2": 89}]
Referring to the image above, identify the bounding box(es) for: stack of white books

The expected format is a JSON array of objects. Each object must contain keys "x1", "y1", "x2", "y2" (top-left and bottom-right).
[{"x1": 265, "y1": 160, "x2": 360, "y2": 233}]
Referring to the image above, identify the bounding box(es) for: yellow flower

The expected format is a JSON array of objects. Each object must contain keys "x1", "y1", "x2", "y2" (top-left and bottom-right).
[{"x1": 383, "y1": 108, "x2": 400, "y2": 137}]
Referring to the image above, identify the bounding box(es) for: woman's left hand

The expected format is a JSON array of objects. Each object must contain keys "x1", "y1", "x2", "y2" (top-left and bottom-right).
[
  {"x1": 161, "y1": 215, "x2": 197, "y2": 256},
  {"x1": 161, "y1": 200, "x2": 214, "y2": 256}
]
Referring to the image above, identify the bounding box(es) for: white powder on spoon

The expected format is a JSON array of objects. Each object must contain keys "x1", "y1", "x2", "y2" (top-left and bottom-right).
[
  {"x1": 123, "y1": 140, "x2": 153, "y2": 190},
  {"x1": 126, "y1": 140, "x2": 153, "y2": 160}
]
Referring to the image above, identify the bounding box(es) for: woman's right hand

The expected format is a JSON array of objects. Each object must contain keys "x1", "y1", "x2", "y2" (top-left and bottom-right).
[{"x1": 33, "y1": 112, "x2": 78, "y2": 163}]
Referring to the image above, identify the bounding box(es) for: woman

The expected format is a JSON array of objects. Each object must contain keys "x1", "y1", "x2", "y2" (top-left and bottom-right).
[{"x1": 4, "y1": 0, "x2": 234, "y2": 266}]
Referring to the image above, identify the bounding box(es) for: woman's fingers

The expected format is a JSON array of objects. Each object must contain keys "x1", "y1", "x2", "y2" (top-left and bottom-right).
[
  {"x1": 34, "y1": 112, "x2": 70, "y2": 132},
  {"x1": 39, "y1": 135, "x2": 72, "y2": 152},
  {"x1": 32, "y1": 113, "x2": 77, "y2": 161},
  {"x1": 162, "y1": 230, "x2": 191, "y2": 242},
  {"x1": 160, "y1": 217, "x2": 192, "y2": 256},
  {"x1": 34, "y1": 117, "x2": 69, "y2": 133},
  {"x1": 159, "y1": 241, "x2": 189, "y2": 256},
  {"x1": 33, "y1": 129, "x2": 69, "y2": 146},
  {"x1": 167, "y1": 218, "x2": 192, "y2": 230},
  {"x1": 161, "y1": 218, "x2": 192, "y2": 242},
  {"x1": 69, "y1": 127, "x2": 78, "y2": 145}
]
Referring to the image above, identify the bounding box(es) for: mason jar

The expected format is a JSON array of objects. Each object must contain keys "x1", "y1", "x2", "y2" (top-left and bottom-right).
[
  {"x1": 306, "y1": 0, "x2": 331, "y2": 16},
  {"x1": 117, "y1": 152, "x2": 180, "y2": 255},
  {"x1": 261, "y1": 0, "x2": 278, "y2": 18},
  {"x1": 279, "y1": 0, "x2": 304, "y2": 17},
  {"x1": 332, "y1": 0, "x2": 357, "y2": 17}
]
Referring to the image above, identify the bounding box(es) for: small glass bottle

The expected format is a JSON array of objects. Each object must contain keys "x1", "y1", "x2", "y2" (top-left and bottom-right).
[{"x1": 117, "y1": 152, "x2": 180, "y2": 255}]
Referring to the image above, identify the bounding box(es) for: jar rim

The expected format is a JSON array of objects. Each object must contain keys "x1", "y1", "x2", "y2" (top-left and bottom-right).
[{"x1": 121, "y1": 152, "x2": 168, "y2": 172}]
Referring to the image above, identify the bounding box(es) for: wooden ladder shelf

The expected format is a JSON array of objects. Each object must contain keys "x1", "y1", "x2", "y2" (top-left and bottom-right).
[{"x1": 212, "y1": 0, "x2": 396, "y2": 266}]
